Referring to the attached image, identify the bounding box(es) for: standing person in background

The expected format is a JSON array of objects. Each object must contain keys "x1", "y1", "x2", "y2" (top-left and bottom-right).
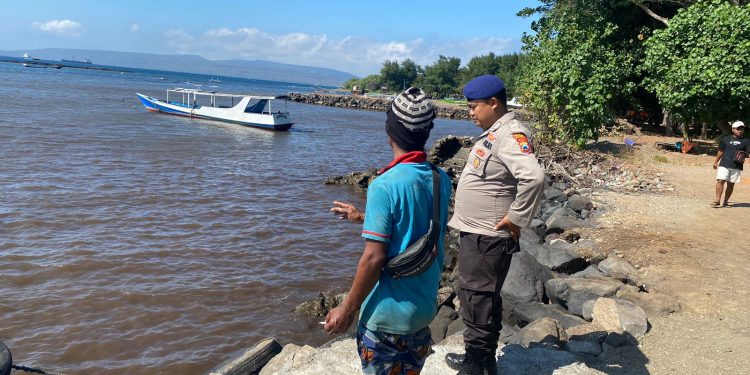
[
  {"x1": 325, "y1": 87, "x2": 452, "y2": 375},
  {"x1": 712, "y1": 121, "x2": 749, "y2": 207},
  {"x1": 444, "y1": 75, "x2": 545, "y2": 375}
]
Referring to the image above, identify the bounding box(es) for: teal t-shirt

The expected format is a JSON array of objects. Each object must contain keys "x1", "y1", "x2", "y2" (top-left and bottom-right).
[{"x1": 359, "y1": 161, "x2": 452, "y2": 335}]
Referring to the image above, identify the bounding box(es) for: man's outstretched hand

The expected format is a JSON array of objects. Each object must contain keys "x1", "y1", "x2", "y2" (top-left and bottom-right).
[{"x1": 331, "y1": 201, "x2": 364, "y2": 223}]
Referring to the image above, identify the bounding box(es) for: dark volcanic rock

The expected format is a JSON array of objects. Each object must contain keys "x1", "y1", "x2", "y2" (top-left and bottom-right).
[
  {"x1": 597, "y1": 255, "x2": 642, "y2": 287},
  {"x1": 429, "y1": 305, "x2": 460, "y2": 343},
  {"x1": 501, "y1": 251, "x2": 555, "y2": 303},
  {"x1": 523, "y1": 240, "x2": 588, "y2": 274},
  {"x1": 293, "y1": 292, "x2": 347, "y2": 317},
  {"x1": 545, "y1": 277, "x2": 625, "y2": 316},
  {"x1": 511, "y1": 301, "x2": 588, "y2": 329},
  {"x1": 565, "y1": 195, "x2": 594, "y2": 213},
  {"x1": 546, "y1": 209, "x2": 594, "y2": 234},
  {"x1": 324, "y1": 169, "x2": 378, "y2": 192},
  {"x1": 509, "y1": 317, "x2": 567, "y2": 349}
]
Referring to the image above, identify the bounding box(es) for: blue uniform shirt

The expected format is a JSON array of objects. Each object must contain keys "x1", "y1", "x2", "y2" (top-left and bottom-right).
[{"x1": 359, "y1": 161, "x2": 452, "y2": 334}]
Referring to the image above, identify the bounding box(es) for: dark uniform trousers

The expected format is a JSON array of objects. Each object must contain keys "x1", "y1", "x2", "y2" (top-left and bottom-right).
[{"x1": 457, "y1": 231, "x2": 519, "y2": 356}]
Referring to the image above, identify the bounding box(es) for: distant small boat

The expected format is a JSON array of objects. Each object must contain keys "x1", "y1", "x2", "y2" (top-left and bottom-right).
[
  {"x1": 61, "y1": 57, "x2": 92, "y2": 64},
  {"x1": 209, "y1": 76, "x2": 221, "y2": 83},
  {"x1": 136, "y1": 88, "x2": 293, "y2": 131},
  {"x1": 22, "y1": 63, "x2": 46, "y2": 68},
  {"x1": 23, "y1": 52, "x2": 39, "y2": 61}
]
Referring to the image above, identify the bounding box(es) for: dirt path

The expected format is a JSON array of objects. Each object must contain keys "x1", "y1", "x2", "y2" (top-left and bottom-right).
[{"x1": 586, "y1": 136, "x2": 750, "y2": 374}]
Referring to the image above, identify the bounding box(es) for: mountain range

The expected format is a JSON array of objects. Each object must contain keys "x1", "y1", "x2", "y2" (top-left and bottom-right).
[{"x1": 0, "y1": 48, "x2": 355, "y2": 86}]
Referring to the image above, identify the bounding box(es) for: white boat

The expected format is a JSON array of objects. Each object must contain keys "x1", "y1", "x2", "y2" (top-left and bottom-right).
[
  {"x1": 22, "y1": 63, "x2": 46, "y2": 68},
  {"x1": 508, "y1": 97, "x2": 524, "y2": 109},
  {"x1": 136, "y1": 88, "x2": 293, "y2": 131},
  {"x1": 61, "y1": 57, "x2": 92, "y2": 64},
  {"x1": 23, "y1": 52, "x2": 39, "y2": 61}
]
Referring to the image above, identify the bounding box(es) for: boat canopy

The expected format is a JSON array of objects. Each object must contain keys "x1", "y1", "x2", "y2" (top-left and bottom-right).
[
  {"x1": 167, "y1": 88, "x2": 286, "y2": 100},
  {"x1": 245, "y1": 99, "x2": 268, "y2": 114}
]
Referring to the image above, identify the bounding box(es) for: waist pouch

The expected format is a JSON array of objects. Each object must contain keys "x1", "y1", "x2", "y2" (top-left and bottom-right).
[{"x1": 383, "y1": 164, "x2": 441, "y2": 279}]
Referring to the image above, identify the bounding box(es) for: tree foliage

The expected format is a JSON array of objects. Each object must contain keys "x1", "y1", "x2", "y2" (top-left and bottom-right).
[
  {"x1": 644, "y1": 0, "x2": 750, "y2": 130},
  {"x1": 461, "y1": 53, "x2": 525, "y2": 98},
  {"x1": 416, "y1": 55, "x2": 462, "y2": 99},
  {"x1": 380, "y1": 59, "x2": 422, "y2": 91},
  {"x1": 518, "y1": 1, "x2": 647, "y2": 147},
  {"x1": 342, "y1": 74, "x2": 382, "y2": 91}
]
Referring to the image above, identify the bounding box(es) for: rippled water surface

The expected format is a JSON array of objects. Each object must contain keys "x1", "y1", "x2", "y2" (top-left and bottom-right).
[{"x1": 0, "y1": 63, "x2": 477, "y2": 374}]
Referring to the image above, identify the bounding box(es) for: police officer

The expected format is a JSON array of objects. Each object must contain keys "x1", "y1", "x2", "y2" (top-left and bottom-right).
[{"x1": 445, "y1": 75, "x2": 545, "y2": 374}]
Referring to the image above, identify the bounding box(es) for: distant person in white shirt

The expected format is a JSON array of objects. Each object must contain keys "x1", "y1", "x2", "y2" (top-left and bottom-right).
[{"x1": 712, "y1": 121, "x2": 749, "y2": 207}]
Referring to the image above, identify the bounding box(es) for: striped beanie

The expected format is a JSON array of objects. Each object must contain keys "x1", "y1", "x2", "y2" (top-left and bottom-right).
[
  {"x1": 386, "y1": 87, "x2": 435, "y2": 151},
  {"x1": 391, "y1": 87, "x2": 436, "y2": 130}
]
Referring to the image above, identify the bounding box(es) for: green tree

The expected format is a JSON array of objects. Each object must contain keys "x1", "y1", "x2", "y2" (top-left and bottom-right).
[
  {"x1": 417, "y1": 55, "x2": 462, "y2": 99},
  {"x1": 518, "y1": 1, "x2": 644, "y2": 147},
  {"x1": 459, "y1": 53, "x2": 525, "y2": 98},
  {"x1": 643, "y1": 0, "x2": 750, "y2": 134},
  {"x1": 380, "y1": 59, "x2": 422, "y2": 92},
  {"x1": 399, "y1": 59, "x2": 422, "y2": 90},
  {"x1": 380, "y1": 60, "x2": 401, "y2": 92},
  {"x1": 461, "y1": 53, "x2": 501, "y2": 83},
  {"x1": 342, "y1": 74, "x2": 383, "y2": 92}
]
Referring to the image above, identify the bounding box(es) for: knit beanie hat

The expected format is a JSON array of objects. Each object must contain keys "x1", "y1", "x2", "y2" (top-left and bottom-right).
[{"x1": 385, "y1": 87, "x2": 436, "y2": 151}]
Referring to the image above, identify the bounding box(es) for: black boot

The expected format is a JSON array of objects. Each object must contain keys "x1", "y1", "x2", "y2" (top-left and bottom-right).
[
  {"x1": 483, "y1": 353, "x2": 497, "y2": 375},
  {"x1": 446, "y1": 349, "x2": 485, "y2": 375},
  {"x1": 445, "y1": 352, "x2": 465, "y2": 371}
]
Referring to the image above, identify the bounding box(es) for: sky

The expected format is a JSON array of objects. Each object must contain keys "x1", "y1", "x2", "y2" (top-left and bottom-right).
[{"x1": 0, "y1": 0, "x2": 541, "y2": 76}]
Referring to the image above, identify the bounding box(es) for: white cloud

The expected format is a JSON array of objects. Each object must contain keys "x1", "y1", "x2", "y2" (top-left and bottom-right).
[
  {"x1": 130, "y1": 24, "x2": 140, "y2": 33},
  {"x1": 163, "y1": 27, "x2": 517, "y2": 76},
  {"x1": 31, "y1": 19, "x2": 81, "y2": 36}
]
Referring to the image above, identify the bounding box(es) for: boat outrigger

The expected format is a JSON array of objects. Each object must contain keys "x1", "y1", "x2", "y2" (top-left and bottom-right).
[{"x1": 136, "y1": 88, "x2": 293, "y2": 131}]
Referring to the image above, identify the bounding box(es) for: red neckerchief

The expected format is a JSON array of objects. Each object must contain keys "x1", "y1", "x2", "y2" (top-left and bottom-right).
[{"x1": 377, "y1": 151, "x2": 427, "y2": 175}]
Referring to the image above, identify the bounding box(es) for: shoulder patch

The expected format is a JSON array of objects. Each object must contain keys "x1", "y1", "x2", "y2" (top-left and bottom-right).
[{"x1": 512, "y1": 133, "x2": 533, "y2": 154}]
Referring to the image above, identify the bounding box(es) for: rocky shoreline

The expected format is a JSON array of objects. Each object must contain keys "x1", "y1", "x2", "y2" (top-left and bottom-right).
[
  {"x1": 209, "y1": 135, "x2": 681, "y2": 374},
  {"x1": 286, "y1": 92, "x2": 471, "y2": 120}
]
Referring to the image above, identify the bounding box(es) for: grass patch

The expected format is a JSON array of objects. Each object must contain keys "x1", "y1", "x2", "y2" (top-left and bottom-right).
[
  {"x1": 652, "y1": 155, "x2": 669, "y2": 163},
  {"x1": 438, "y1": 98, "x2": 467, "y2": 105}
]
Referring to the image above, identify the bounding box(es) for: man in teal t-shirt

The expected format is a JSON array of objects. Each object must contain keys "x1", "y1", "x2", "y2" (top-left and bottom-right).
[{"x1": 325, "y1": 87, "x2": 451, "y2": 374}]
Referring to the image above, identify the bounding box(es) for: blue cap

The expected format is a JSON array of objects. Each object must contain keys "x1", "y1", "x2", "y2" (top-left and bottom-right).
[{"x1": 463, "y1": 75, "x2": 506, "y2": 101}]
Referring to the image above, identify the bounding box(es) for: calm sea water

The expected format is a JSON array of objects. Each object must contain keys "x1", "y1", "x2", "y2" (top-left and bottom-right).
[{"x1": 0, "y1": 62, "x2": 478, "y2": 374}]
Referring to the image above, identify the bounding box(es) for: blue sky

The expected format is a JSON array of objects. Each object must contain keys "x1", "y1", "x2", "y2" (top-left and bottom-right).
[{"x1": 0, "y1": 0, "x2": 541, "y2": 76}]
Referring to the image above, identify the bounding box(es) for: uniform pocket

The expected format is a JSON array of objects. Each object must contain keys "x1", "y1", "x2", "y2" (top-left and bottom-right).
[
  {"x1": 458, "y1": 233, "x2": 508, "y2": 291},
  {"x1": 458, "y1": 289, "x2": 495, "y2": 326}
]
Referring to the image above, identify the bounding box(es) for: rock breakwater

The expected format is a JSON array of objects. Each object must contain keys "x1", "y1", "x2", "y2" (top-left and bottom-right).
[{"x1": 287, "y1": 92, "x2": 471, "y2": 120}]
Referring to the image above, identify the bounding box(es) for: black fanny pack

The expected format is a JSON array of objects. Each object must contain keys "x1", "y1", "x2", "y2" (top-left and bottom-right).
[
  {"x1": 383, "y1": 163, "x2": 441, "y2": 279},
  {"x1": 734, "y1": 151, "x2": 746, "y2": 166}
]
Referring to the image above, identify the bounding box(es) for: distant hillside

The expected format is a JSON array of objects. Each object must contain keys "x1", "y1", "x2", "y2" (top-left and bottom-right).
[{"x1": 1, "y1": 48, "x2": 355, "y2": 86}]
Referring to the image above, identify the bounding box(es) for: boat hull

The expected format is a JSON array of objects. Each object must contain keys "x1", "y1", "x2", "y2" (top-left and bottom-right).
[{"x1": 136, "y1": 93, "x2": 293, "y2": 131}]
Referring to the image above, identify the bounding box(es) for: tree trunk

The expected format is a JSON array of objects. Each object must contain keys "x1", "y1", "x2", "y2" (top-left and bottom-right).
[
  {"x1": 631, "y1": 0, "x2": 670, "y2": 26},
  {"x1": 717, "y1": 120, "x2": 732, "y2": 136},
  {"x1": 678, "y1": 122, "x2": 688, "y2": 140},
  {"x1": 700, "y1": 122, "x2": 708, "y2": 139},
  {"x1": 661, "y1": 109, "x2": 675, "y2": 136}
]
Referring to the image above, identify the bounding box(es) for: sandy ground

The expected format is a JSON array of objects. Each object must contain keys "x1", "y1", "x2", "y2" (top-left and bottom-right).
[{"x1": 583, "y1": 135, "x2": 750, "y2": 374}]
